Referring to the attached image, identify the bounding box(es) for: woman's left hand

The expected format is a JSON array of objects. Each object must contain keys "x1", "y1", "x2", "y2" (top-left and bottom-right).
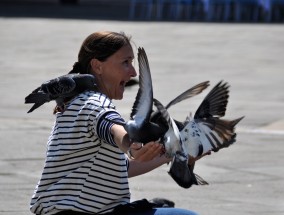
[{"x1": 128, "y1": 142, "x2": 164, "y2": 162}]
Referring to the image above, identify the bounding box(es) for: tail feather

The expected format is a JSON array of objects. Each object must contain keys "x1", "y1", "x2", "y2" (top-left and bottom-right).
[
  {"x1": 27, "y1": 102, "x2": 45, "y2": 113},
  {"x1": 25, "y1": 92, "x2": 51, "y2": 113},
  {"x1": 25, "y1": 92, "x2": 49, "y2": 104},
  {"x1": 189, "y1": 161, "x2": 209, "y2": 185},
  {"x1": 195, "y1": 173, "x2": 209, "y2": 185},
  {"x1": 231, "y1": 116, "x2": 245, "y2": 127}
]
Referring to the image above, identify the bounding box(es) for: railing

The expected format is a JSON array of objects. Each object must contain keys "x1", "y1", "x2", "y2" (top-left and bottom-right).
[{"x1": 128, "y1": 0, "x2": 284, "y2": 22}]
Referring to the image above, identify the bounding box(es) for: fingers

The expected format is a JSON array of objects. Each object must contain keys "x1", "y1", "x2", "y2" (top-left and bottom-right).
[
  {"x1": 130, "y1": 142, "x2": 143, "y2": 150},
  {"x1": 129, "y1": 142, "x2": 163, "y2": 162}
]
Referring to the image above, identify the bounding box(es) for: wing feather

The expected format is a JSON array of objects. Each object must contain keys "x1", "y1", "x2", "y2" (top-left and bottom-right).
[
  {"x1": 165, "y1": 81, "x2": 210, "y2": 109},
  {"x1": 195, "y1": 81, "x2": 230, "y2": 119},
  {"x1": 43, "y1": 75, "x2": 76, "y2": 97},
  {"x1": 130, "y1": 47, "x2": 153, "y2": 122},
  {"x1": 195, "y1": 117, "x2": 244, "y2": 153}
]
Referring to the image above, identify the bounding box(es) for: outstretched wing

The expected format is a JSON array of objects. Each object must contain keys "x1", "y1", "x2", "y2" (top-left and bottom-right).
[
  {"x1": 165, "y1": 81, "x2": 210, "y2": 109},
  {"x1": 194, "y1": 80, "x2": 229, "y2": 119},
  {"x1": 130, "y1": 47, "x2": 153, "y2": 124},
  {"x1": 151, "y1": 81, "x2": 210, "y2": 131},
  {"x1": 195, "y1": 116, "x2": 244, "y2": 153}
]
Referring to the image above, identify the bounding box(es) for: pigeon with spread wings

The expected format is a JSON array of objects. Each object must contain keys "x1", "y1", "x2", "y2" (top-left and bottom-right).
[{"x1": 153, "y1": 81, "x2": 244, "y2": 188}]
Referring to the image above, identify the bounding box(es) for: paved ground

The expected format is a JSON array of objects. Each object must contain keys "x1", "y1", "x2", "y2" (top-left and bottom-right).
[{"x1": 0, "y1": 5, "x2": 284, "y2": 215}]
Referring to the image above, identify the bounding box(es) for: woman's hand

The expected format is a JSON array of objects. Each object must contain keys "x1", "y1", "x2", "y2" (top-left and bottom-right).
[{"x1": 128, "y1": 142, "x2": 164, "y2": 162}]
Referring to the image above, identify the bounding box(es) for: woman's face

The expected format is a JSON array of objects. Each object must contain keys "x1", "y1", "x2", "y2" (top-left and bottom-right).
[{"x1": 92, "y1": 44, "x2": 137, "y2": 100}]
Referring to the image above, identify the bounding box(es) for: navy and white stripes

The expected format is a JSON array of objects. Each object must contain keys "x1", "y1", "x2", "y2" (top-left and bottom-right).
[{"x1": 30, "y1": 91, "x2": 130, "y2": 215}]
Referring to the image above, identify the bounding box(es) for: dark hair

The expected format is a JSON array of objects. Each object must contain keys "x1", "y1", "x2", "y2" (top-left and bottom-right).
[{"x1": 69, "y1": 31, "x2": 132, "y2": 74}]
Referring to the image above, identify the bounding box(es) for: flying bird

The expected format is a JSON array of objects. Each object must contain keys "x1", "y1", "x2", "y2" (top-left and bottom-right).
[
  {"x1": 25, "y1": 73, "x2": 97, "y2": 113},
  {"x1": 152, "y1": 81, "x2": 244, "y2": 188},
  {"x1": 179, "y1": 81, "x2": 244, "y2": 158}
]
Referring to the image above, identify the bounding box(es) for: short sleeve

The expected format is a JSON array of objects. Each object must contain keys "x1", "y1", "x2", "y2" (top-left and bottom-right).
[{"x1": 96, "y1": 111, "x2": 125, "y2": 146}]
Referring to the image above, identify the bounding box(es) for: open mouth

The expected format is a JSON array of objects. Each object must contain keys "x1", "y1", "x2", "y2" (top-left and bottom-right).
[
  {"x1": 118, "y1": 81, "x2": 127, "y2": 94},
  {"x1": 120, "y1": 81, "x2": 126, "y2": 88},
  {"x1": 125, "y1": 78, "x2": 139, "y2": 87}
]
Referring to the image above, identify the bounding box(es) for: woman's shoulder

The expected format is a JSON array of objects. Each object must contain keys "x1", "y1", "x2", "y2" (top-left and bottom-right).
[{"x1": 70, "y1": 91, "x2": 116, "y2": 109}]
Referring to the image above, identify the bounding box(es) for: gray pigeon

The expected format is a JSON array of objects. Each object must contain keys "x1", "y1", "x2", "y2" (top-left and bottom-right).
[
  {"x1": 25, "y1": 73, "x2": 97, "y2": 113},
  {"x1": 153, "y1": 81, "x2": 244, "y2": 188}
]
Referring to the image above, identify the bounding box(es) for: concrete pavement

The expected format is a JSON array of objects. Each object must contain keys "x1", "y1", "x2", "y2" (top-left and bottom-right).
[{"x1": 0, "y1": 9, "x2": 284, "y2": 215}]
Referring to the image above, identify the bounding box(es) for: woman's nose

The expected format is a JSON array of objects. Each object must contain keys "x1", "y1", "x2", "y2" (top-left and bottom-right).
[{"x1": 130, "y1": 66, "x2": 137, "y2": 78}]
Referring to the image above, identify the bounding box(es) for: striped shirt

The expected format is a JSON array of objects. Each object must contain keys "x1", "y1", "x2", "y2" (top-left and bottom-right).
[{"x1": 30, "y1": 91, "x2": 130, "y2": 215}]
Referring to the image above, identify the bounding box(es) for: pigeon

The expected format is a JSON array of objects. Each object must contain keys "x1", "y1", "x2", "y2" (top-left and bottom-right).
[
  {"x1": 106, "y1": 47, "x2": 209, "y2": 144},
  {"x1": 179, "y1": 81, "x2": 244, "y2": 158},
  {"x1": 152, "y1": 81, "x2": 244, "y2": 188},
  {"x1": 25, "y1": 73, "x2": 97, "y2": 113}
]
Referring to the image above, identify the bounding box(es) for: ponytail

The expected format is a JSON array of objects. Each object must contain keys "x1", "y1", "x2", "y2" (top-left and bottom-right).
[{"x1": 68, "y1": 62, "x2": 84, "y2": 74}]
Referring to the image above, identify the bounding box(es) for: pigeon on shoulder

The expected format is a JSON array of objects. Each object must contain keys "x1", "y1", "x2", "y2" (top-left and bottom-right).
[{"x1": 25, "y1": 73, "x2": 97, "y2": 113}]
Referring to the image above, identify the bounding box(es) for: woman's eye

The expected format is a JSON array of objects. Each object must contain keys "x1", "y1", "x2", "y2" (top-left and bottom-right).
[{"x1": 123, "y1": 60, "x2": 130, "y2": 66}]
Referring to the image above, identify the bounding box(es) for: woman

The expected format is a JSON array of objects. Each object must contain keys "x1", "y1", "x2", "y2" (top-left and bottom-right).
[{"x1": 30, "y1": 31, "x2": 198, "y2": 215}]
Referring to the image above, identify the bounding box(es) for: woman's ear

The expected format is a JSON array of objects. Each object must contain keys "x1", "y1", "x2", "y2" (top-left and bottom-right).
[{"x1": 90, "y1": 58, "x2": 102, "y2": 75}]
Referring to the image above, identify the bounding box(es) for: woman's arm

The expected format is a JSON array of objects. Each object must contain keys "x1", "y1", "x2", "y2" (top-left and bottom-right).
[
  {"x1": 128, "y1": 153, "x2": 171, "y2": 178},
  {"x1": 110, "y1": 124, "x2": 132, "y2": 153}
]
